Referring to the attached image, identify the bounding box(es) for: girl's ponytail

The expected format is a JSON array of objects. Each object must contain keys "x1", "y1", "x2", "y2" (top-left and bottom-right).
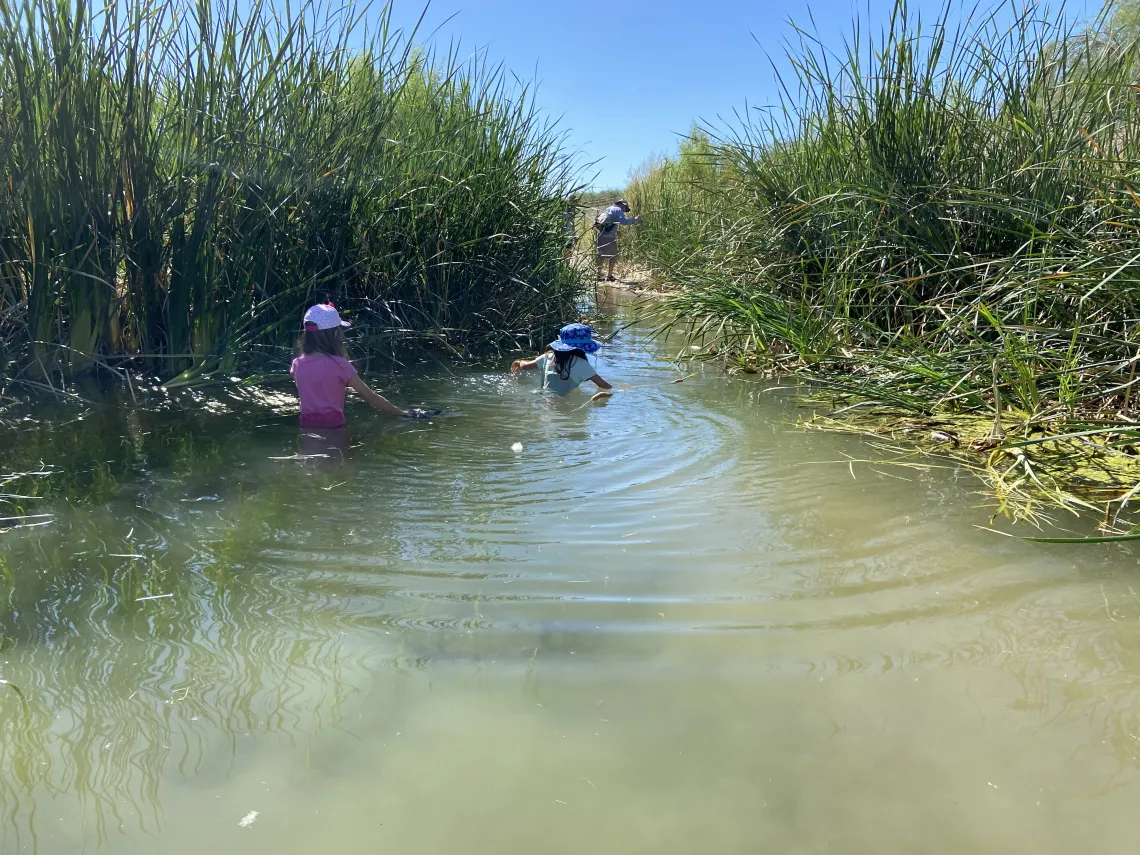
[{"x1": 551, "y1": 348, "x2": 586, "y2": 380}]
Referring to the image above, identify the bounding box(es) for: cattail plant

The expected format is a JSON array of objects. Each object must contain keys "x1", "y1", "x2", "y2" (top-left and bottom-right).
[{"x1": 0, "y1": 0, "x2": 583, "y2": 385}]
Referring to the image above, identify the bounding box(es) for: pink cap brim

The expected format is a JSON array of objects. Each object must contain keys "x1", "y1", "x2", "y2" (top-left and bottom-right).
[{"x1": 303, "y1": 320, "x2": 351, "y2": 330}]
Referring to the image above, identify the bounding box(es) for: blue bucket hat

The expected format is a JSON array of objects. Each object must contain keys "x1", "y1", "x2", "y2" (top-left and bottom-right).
[{"x1": 550, "y1": 323, "x2": 601, "y2": 354}]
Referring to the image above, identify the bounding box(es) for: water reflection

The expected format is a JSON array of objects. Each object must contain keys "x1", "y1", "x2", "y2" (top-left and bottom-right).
[
  {"x1": 0, "y1": 513, "x2": 361, "y2": 847},
  {"x1": 297, "y1": 426, "x2": 351, "y2": 469},
  {"x1": 1, "y1": 296, "x2": 1140, "y2": 853}
]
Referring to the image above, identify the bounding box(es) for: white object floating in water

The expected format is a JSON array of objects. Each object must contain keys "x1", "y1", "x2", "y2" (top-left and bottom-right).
[
  {"x1": 238, "y1": 811, "x2": 259, "y2": 828},
  {"x1": 511, "y1": 442, "x2": 523, "y2": 453}
]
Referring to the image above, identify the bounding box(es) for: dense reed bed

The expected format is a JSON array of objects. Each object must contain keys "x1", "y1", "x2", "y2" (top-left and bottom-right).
[
  {"x1": 0, "y1": 0, "x2": 581, "y2": 388},
  {"x1": 626, "y1": 0, "x2": 1140, "y2": 530}
]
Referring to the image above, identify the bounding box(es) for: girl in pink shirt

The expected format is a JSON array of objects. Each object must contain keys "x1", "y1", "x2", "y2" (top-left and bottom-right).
[{"x1": 291, "y1": 304, "x2": 407, "y2": 427}]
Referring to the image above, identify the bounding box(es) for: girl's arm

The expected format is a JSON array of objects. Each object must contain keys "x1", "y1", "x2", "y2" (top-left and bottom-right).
[
  {"x1": 348, "y1": 375, "x2": 407, "y2": 416},
  {"x1": 511, "y1": 357, "x2": 540, "y2": 373},
  {"x1": 588, "y1": 374, "x2": 613, "y2": 390}
]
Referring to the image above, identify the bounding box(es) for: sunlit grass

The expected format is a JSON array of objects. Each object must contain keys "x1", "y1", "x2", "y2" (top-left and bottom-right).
[
  {"x1": 626, "y1": 0, "x2": 1140, "y2": 532},
  {"x1": 0, "y1": 0, "x2": 582, "y2": 387}
]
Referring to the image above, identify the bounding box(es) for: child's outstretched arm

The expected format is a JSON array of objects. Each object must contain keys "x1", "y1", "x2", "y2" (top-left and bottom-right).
[
  {"x1": 348, "y1": 375, "x2": 407, "y2": 416},
  {"x1": 511, "y1": 357, "x2": 540, "y2": 373},
  {"x1": 588, "y1": 373, "x2": 613, "y2": 390}
]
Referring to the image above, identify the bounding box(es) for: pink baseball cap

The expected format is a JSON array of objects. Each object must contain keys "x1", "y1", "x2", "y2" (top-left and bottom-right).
[{"x1": 303, "y1": 303, "x2": 350, "y2": 331}]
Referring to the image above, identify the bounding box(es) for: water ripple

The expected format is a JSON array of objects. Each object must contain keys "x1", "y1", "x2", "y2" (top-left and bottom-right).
[{"x1": 3, "y1": 306, "x2": 1140, "y2": 852}]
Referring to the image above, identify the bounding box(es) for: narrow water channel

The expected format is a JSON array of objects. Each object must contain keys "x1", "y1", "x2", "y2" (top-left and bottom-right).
[{"x1": 2, "y1": 292, "x2": 1139, "y2": 854}]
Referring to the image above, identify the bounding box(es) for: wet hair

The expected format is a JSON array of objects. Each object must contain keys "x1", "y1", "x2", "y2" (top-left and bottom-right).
[
  {"x1": 549, "y1": 347, "x2": 588, "y2": 381},
  {"x1": 300, "y1": 326, "x2": 349, "y2": 358}
]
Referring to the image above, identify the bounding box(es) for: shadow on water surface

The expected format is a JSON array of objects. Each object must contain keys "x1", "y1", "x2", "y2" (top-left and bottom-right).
[{"x1": 2, "y1": 295, "x2": 1140, "y2": 853}]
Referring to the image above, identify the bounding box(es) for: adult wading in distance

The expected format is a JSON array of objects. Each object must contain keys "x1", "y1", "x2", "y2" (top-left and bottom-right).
[{"x1": 594, "y1": 198, "x2": 640, "y2": 282}]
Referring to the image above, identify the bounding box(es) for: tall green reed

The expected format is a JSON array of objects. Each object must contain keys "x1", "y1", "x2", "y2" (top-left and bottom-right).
[
  {"x1": 629, "y1": 0, "x2": 1140, "y2": 427},
  {"x1": 0, "y1": 0, "x2": 582, "y2": 385}
]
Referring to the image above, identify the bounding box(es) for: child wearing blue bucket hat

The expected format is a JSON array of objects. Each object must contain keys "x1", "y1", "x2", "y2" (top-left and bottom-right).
[{"x1": 510, "y1": 323, "x2": 613, "y2": 396}]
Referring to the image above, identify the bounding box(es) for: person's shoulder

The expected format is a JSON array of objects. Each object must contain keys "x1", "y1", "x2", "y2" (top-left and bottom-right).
[{"x1": 331, "y1": 355, "x2": 357, "y2": 373}]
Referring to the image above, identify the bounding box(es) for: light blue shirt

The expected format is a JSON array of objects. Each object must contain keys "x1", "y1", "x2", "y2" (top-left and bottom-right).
[
  {"x1": 536, "y1": 352, "x2": 598, "y2": 396},
  {"x1": 600, "y1": 205, "x2": 638, "y2": 226}
]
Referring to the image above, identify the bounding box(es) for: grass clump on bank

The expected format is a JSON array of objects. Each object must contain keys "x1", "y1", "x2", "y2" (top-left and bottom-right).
[
  {"x1": 626, "y1": 0, "x2": 1140, "y2": 531},
  {"x1": 0, "y1": 0, "x2": 582, "y2": 389}
]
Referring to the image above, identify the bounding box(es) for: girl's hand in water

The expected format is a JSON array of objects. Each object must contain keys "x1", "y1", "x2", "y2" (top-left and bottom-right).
[
  {"x1": 510, "y1": 360, "x2": 523, "y2": 373},
  {"x1": 349, "y1": 375, "x2": 406, "y2": 417}
]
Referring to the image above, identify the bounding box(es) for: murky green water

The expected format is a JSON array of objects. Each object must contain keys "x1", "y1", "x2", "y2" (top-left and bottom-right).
[{"x1": 3, "y1": 294, "x2": 1140, "y2": 854}]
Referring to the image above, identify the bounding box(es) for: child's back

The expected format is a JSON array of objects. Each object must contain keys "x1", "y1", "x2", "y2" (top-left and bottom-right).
[
  {"x1": 535, "y1": 352, "x2": 597, "y2": 396},
  {"x1": 509, "y1": 323, "x2": 613, "y2": 397},
  {"x1": 291, "y1": 303, "x2": 411, "y2": 424},
  {"x1": 291, "y1": 352, "x2": 357, "y2": 428}
]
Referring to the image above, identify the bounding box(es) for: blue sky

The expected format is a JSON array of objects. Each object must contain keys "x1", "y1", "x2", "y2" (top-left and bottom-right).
[{"x1": 385, "y1": 0, "x2": 1087, "y2": 190}]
